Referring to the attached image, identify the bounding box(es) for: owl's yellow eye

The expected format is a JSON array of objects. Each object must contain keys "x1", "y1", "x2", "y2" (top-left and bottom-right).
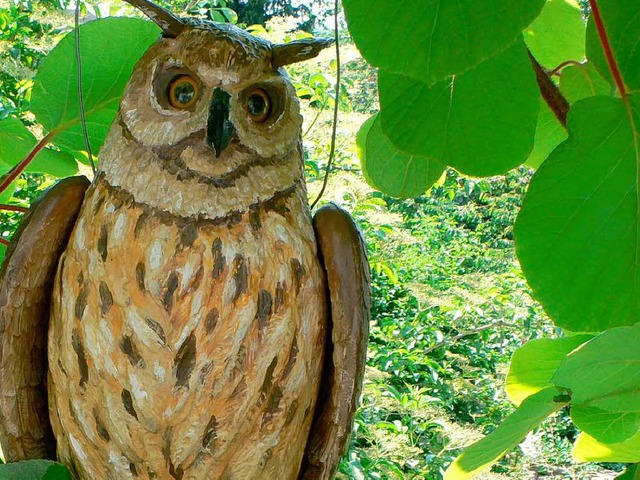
[
  {"x1": 246, "y1": 89, "x2": 271, "y2": 123},
  {"x1": 168, "y1": 75, "x2": 199, "y2": 109}
]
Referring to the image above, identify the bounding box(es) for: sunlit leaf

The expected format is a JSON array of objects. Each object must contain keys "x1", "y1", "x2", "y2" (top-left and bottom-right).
[
  {"x1": 585, "y1": 0, "x2": 640, "y2": 92},
  {"x1": 571, "y1": 405, "x2": 640, "y2": 444},
  {"x1": 524, "y1": 0, "x2": 585, "y2": 69},
  {"x1": 559, "y1": 63, "x2": 611, "y2": 103},
  {"x1": 515, "y1": 95, "x2": 640, "y2": 331},
  {"x1": 378, "y1": 39, "x2": 538, "y2": 176},
  {"x1": 506, "y1": 334, "x2": 591, "y2": 405},
  {"x1": 525, "y1": 100, "x2": 568, "y2": 169},
  {"x1": 31, "y1": 17, "x2": 160, "y2": 154},
  {"x1": 342, "y1": 0, "x2": 545, "y2": 85},
  {"x1": 573, "y1": 431, "x2": 640, "y2": 463},
  {"x1": 357, "y1": 114, "x2": 445, "y2": 198},
  {"x1": 444, "y1": 387, "x2": 567, "y2": 479}
]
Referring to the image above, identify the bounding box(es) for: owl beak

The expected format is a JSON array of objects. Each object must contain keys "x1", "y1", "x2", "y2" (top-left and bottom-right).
[{"x1": 206, "y1": 88, "x2": 236, "y2": 157}]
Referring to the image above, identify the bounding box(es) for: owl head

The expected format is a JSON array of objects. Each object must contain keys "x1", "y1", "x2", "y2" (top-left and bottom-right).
[{"x1": 99, "y1": 0, "x2": 332, "y2": 217}]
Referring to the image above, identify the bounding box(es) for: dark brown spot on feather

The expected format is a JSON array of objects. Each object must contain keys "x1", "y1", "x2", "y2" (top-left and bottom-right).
[
  {"x1": 162, "y1": 427, "x2": 172, "y2": 464},
  {"x1": 205, "y1": 309, "x2": 219, "y2": 334},
  {"x1": 202, "y1": 415, "x2": 218, "y2": 450},
  {"x1": 256, "y1": 290, "x2": 273, "y2": 330},
  {"x1": 174, "y1": 333, "x2": 196, "y2": 389},
  {"x1": 283, "y1": 337, "x2": 298, "y2": 379},
  {"x1": 163, "y1": 272, "x2": 179, "y2": 312},
  {"x1": 211, "y1": 238, "x2": 225, "y2": 279},
  {"x1": 71, "y1": 329, "x2": 88, "y2": 388},
  {"x1": 169, "y1": 464, "x2": 184, "y2": 480},
  {"x1": 232, "y1": 255, "x2": 247, "y2": 302},
  {"x1": 134, "y1": 211, "x2": 150, "y2": 238},
  {"x1": 261, "y1": 386, "x2": 283, "y2": 427},
  {"x1": 77, "y1": 271, "x2": 84, "y2": 285},
  {"x1": 199, "y1": 361, "x2": 214, "y2": 385},
  {"x1": 249, "y1": 207, "x2": 261, "y2": 231},
  {"x1": 129, "y1": 462, "x2": 139, "y2": 477},
  {"x1": 258, "y1": 357, "x2": 278, "y2": 406},
  {"x1": 136, "y1": 262, "x2": 146, "y2": 291},
  {"x1": 121, "y1": 389, "x2": 138, "y2": 420},
  {"x1": 274, "y1": 282, "x2": 285, "y2": 311},
  {"x1": 93, "y1": 408, "x2": 110, "y2": 442},
  {"x1": 98, "y1": 225, "x2": 108, "y2": 262},
  {"x1": 99, "y1": 282, "x2": 113, "y2": 315},
  {"x1": 179, "y1": 223, "x2": 198, "y2": 248},
  {"x1": 284, "y1": 399, "x2": 299, "y2": 426},
  {"x1": 92, "y1": 194, "x2": 106, "y2": 216},
  {"x1": 145, "y1": 317, "x2": 166, "y2": 345},
  {"x1": 120, "y1": 335, "x2": 145, "y2": 367},
  {"x1": 231, "y1": 378, "x2": 247, "y2": 398},
  {"x1": 75, "y1": 287, "x2": 88, "y2": 320},
  {"x1": 291, "y1": 258, "x2": 305, "y2": 294}
]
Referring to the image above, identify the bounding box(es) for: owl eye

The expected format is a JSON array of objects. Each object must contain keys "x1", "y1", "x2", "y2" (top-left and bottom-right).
[
  {"x1": 246, "y1": 89, "x2": 272, "y2": 123},
  {"x1": 168, "y1": 75, "x2": 200, "y2": 109}
]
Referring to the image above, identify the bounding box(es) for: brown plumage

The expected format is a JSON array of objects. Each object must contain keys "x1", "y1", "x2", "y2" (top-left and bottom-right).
[{"x1": 0, "y1": 2, "x2": 369, "y2": 479}]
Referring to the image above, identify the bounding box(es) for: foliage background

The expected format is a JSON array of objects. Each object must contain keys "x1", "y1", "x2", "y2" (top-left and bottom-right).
[{"x1": 0, "y1": 0, "x2": 633, "y2": 479}]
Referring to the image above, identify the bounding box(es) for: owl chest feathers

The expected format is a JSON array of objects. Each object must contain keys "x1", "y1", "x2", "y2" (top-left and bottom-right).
[{"x1": 48, "y1": 169, "x2": 328, "y2": 478}]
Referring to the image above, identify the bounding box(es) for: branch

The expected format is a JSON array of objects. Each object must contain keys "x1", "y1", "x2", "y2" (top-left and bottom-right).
[
  {"x1": 0, "y1": 238, "x2": 9, "y2": 247},
  {"x1": 0, "y1": 131, "x2": 56, "y2": 194},
  {"x1": 424, "y1": 321, "x2": 508, "y2": 355},
  {"x1": 527, "y1": 49, "x2": 570, "y2": 130},
  {"x1": 587, "y1": 0, "x2": 627, "y2": 99},
  {"x1": 548, "y1": 59, "x2": 586, "y2": 77},
  {"x1": 0, "y1": 204, "x2": 28, "y2": 213}
]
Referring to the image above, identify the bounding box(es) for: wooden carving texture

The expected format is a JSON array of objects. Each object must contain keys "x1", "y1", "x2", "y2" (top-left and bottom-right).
[{"x1": 47, "y1": 25, "x2": 329, "y2": 479}]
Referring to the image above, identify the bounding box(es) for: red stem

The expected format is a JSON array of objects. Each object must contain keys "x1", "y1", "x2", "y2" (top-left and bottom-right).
[
  {"x1": 0, "y1": 131, "x2": 56, "y2": 194},
  {"x1": 588, "y1": 0, "x2": 627, "y2": 99},
  {"x1": 0, "y1": 204, "x2": 28, "y2": 213},
  {"x1": 0, "y1": 238, "x2": 9, "y2": 247}
]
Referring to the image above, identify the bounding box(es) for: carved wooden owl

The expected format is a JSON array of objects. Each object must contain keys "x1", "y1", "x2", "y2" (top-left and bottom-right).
[{"x1": 0, "y1": 2, "x2": 370, "y2": 479}]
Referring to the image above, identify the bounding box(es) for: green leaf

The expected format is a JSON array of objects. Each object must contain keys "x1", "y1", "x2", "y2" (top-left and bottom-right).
[
  {"x1": 31, "y1": 17, "x2": 160, "y2": 154},
  {"x1": 0, "y1": 118, "x2": 78, "y2": 177},
  {"x1": 0, "y1": 460, "x2": 55, "y2": 480},
  {"x1": 552, "y1": 324, "x2": 640, "y2": 409},
  {"x1": 42, "y1": 464, "x2": 71, "y2": 480},
  {"x1": 357, "y1": 114, "x2": 445, "y2": 198},
  {"x1": 524, "y1": 0, "x2": 585, "y2": 69},
  {"x1": 514, "y1": 95, "x2": 640, "y2": 331},
  {"x1": 616, "y1": 464, "x2": 640, "y2": 480},
  {"x1": 506, "y1": 334, "x2": 592, "y2": 406},
  {"x1": 378, "y1": 39, "x2": 539, "y2": 176},
  {"x1": 585, "y1": 0, "x2": 640, "y2": 92},
  {"x1": 559, "y1": 63, "x2": 612, "y2": 103},
  {"x1": 525, "y1": 100, "x2": 568, "y2": 169},
  {"x1": 342, "y1": 0, "x2": 545, "y2": 85},
  {"x1": 571, "y1": 405, "x2": 640, "y2": 444},
  {"x1": 444, "y1": 387, "x2": 568, "y2": 479},
  {"x1": 573, "y1": 431, "x2": 640, "y2": 463}
]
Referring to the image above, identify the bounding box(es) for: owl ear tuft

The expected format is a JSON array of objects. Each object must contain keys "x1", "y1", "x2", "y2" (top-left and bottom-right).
[
  {"x1": 271, "y1": 38, "x2": 334, "y2": 68},
  {"x1": 121, "y1": 0, "x2": 185, "y2": 38}
]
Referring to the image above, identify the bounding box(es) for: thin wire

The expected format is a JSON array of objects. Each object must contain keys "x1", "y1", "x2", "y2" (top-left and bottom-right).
[
  {"x1": 310, "y1": 0, "x2": 341, "y2": 210},
  {"x1": 75, "y1": 1, "x2": 97, "y2": 175}
]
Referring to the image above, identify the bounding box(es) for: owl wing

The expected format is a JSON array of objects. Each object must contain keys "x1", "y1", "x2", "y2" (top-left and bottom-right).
[
  {"x1": 0, "y1": 176, "x2": 90, "y2": 461},
  {"x1": 300, "y1": 204, "x2": 371, "y2": 480}
]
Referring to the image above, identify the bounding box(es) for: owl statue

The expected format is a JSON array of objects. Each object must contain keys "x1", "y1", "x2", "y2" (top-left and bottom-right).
[{"x1": 0, "y1": 1, "x2": 370, "y2": 479}]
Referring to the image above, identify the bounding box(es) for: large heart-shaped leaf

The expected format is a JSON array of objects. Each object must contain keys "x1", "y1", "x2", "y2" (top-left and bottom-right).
[
  {"x1": 342, "y1": 0, "x2": 545, "y2": 85},
  {"x1": 31, "y1": 17, "x2": 160, "y2": 154},
  {"x1": 378, "y1": 39, "x2": 539, "y2": 176},
  {"x1": 356, "y1": 114, "x2": 445, "y2": 198},
  {"x1": 515, "y1": 95, "x2": 640, "y2": 332}
]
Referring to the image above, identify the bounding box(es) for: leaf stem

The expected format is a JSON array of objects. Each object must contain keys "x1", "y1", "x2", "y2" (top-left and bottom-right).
[
  {"x1": 0, "y1": 204, "x2": 28, "y2": 213},
  {"x1": 548, "y1": 59, "x2": 585, "y2": 77},
  {"x1": 527, "y1": 49, "x2": 569, "y2": 129},
  {"x1": 0, "y1": 131, "x2": 56, "y2": 194},
  {"x1": 587, "y1": 0, "x2": 627, "y2": 99},
  {"x1": 0, "y1": 238, "x2": 9, "y2": 247}
]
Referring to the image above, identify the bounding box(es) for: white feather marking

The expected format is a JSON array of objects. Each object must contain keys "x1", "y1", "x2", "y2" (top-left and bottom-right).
[
  {"x1": 153, "y1": 361, "x2": 166, "y2": 382},
  {"x1": 148, "y1": 240, "x2": 165, "y2": 271},
  {"x1": 69, "y1": 434, "x2": 88, "y2": 462},
  {"x1": 112, "y1": 212, "x2": 128, "y2": 245}
]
